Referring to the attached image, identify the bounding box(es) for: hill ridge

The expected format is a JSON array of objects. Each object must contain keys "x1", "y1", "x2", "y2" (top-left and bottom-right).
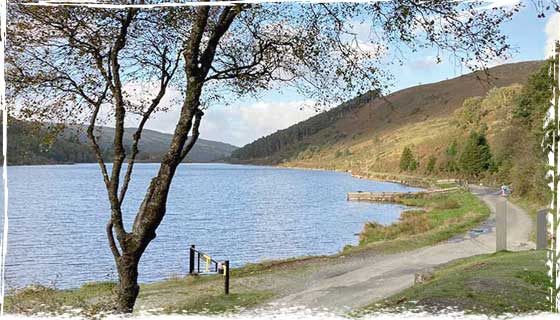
[{"x1": 230, "y1": 60, "x2": 543, "y2": 167}]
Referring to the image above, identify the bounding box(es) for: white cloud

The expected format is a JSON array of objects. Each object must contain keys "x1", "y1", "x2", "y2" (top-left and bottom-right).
[
  {"x1": 123, "y1": 85, "x2": 320, "y2": 146},
  {"x1": 545, "y1": 12, "x2": 560, "y2": 58},
  {"x1": 199, "y1": 100, "x2": 319, "y2": 147},
  {"x1": 410, "y1": 55, "x2": 440, "y2": 70}
]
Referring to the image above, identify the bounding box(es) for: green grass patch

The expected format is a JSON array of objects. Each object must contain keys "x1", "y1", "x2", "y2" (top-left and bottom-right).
[
  {"x1": 356, "y1": 191, "x2": 490, "y2": 250},
  {"x1": 161, "y1": 291, "x2": 274, "y2": 315},
  {"x1": 355, "y1": 250, "x2": 549, "y2": 315},
  {"x1": 435, "y1": 182, "x2": 458, "y2": 189},
  {"x1": 5, "y1": 281, "x2": 117, "y2": 317}
]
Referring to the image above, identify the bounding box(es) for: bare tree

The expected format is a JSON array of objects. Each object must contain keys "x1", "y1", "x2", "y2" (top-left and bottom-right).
[{"x1": 8, "y1": 0, "x2": 520, "y2": 313}]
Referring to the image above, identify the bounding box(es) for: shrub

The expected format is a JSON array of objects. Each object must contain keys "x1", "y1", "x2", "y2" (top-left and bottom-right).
[
  {"x1": 398, "y1": 210, "x2": 431, "y2": 234},
  {"x1": 426, "y1": 155, "x2": 437, "y2": 174},
  {"x1": 359, "y1": 210, "x2": 430, "y2": 244}
]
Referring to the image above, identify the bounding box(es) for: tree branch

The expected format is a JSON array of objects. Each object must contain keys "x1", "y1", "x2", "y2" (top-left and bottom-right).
[
  {"x1": 106, "y1": 8, "x2": 138, "y2": 243},
  {"x1": 86, "y1": 84, "x2": 111, "y2": 188},
  {"x1": 118, "y1": 48, "x2": 181, "y2": 204},
  {"x1": 106, "y1": 220, "x2": 121, "y2": 259},
  {"x1": 179, "y1": 109, "x2": 204, "y2": 161}
]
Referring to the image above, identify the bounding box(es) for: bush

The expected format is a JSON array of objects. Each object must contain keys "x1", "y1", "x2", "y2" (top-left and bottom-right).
[
  {"x1": 359, "y1": 210, "x2": 430, "y2": 244},
  {"x1": 426, "y1": 155, "x2": 437, "y2": 174},
  {"x1": 398, "y1": 210, "x2": 431, "y2": 234}
]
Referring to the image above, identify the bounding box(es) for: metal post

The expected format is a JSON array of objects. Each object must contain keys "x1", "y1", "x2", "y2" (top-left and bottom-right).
[
  {"x1": 537, "y1": 209, "x2": 548, "y2": 250},
  {"x1": 224, "y1": 260, "x2": 230, "y2": 295},
  {"x1": 496, "y1": 199, "x2": 507, "y2": 251},
  {"x1": 197, "y1": 251, "x2": 200, "y2": 273},
  {"x1": 189, "y1": 245, "x2": 195, "y2": 274}
]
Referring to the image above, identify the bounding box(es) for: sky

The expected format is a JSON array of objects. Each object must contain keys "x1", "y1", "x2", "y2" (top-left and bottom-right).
[{"x1": 139, "y1": 1, "x2": 560, "y2": 148}]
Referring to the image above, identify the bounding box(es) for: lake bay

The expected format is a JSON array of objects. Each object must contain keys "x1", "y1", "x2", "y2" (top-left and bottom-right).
[{"x1": 5, "y1": 163, "x2": 420, "y2": 289}]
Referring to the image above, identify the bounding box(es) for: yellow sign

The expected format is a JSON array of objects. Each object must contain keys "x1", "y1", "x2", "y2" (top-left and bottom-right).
[{"x1": 203, "y1": 254, "x2": 211, "y2": 273}]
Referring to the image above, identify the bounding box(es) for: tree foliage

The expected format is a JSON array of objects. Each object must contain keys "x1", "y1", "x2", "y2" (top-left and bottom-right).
[
  {"x1": 459, "y1": 131, "x2": 493, "y2": 177},
  {"x1": 426, "y1": 155, "x2": 437, "y2": 174},
  {"x1": 399, "y1": 146, "x2": 417, "y2": 172}
]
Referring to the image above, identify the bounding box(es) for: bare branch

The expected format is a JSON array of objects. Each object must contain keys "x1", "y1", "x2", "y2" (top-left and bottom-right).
[
  {"x1": 179, "y1": 109, "x2": 204, "y2": 161},
  {"x1": 118, "y1": 48, "x2": 182, "y2": 204},
  {"x1": 106, "y1": 220, "x2": 122, "y2": 259}
]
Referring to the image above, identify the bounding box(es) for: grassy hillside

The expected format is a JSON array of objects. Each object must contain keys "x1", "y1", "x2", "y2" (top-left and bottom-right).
[
  {"x1": 5, "y1": 119, "x2": 238, "y2": 165},
  {"x1": 231, "y1": 61, "x2": 542, "y2": 173}
]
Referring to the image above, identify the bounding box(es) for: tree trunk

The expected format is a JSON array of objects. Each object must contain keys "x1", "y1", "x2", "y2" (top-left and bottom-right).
[{"x1": 115, "y1": 253, "x2": 140, "y2": 313}]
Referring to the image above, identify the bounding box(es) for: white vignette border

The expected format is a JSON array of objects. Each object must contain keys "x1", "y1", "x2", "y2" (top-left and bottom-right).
[{"x1": 0, "y1": 1, "x2": 557, "y2": 319}]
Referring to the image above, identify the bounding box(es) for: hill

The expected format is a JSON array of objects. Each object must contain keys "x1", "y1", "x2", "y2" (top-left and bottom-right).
[
  {"x1": 230, "y1": 61, "x2": 543, "y2": 172},
  {"x1": 6, "y1": 119, "x2": 238, "y2": 165},
  {"x1": 66, "y1": 126, "x2": 238, "y2": 163}
]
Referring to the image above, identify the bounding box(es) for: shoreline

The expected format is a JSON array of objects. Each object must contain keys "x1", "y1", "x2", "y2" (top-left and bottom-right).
[
  {"x1": 9, "y1": 164, "x2": 429, "y2": 293},
  {"x1": 7, "y1": 169, "x2": 500, "y2": 315},
  {"x1": 8, "y1": 164, "x2": 448, "y2": 294},
  {"x1": 275, "y1": 163, "x2": 435, "y2": 188}
]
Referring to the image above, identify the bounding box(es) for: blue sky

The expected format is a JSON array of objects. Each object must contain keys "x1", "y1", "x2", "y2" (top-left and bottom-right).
[{"x1": 144, "y1": 2, "x2": 558, "y2": 147}]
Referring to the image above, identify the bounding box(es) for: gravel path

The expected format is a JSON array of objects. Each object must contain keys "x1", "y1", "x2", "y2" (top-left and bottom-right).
[{"x1": 266, "y1": 185, "x2": 535, "y2": 314}]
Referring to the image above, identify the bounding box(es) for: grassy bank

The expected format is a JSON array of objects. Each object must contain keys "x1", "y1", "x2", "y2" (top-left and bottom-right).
[
  {"x1": 348, "y1": 190, "x2": 490, "y2": 254},
  {"x1": 5, "y1": 255, "x2": 324, "y2": 317},
  {"x1": 355, "y1": 250, "x2": 549, "y2": 315}
]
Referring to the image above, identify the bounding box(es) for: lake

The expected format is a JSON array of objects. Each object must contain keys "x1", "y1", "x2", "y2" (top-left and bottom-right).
[{"x1": 4, "y1": 163, "x2": 421, "y2": 289}]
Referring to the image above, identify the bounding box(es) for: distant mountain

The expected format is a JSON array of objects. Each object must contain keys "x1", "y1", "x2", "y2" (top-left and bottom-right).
[
  {"x1": 230, "y1": 60, "x2": 543, "y2": 170},
  {"x1": 5, "y1": 119, "x2": 238, "y2": 165},
  {"x1": 68, "y1": 126, "x2": 238, "y2": 163}
]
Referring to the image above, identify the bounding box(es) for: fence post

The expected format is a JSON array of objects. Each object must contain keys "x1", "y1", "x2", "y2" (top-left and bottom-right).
[
  {"x1": 224, "y1": 260, "x2": 230, "y2": 295},
  {"x1": 197, "y1": 251, "x2": 200, "y2": 273},
  {"x1": 537, "y1": 209, "x2": 548, "y2": 250},
  {"x1": 496, "y1": 200, "x2": 507, "y2": 251},
  {"x1": 189, "y1": 245, "x2": 195, "y2": 274}
]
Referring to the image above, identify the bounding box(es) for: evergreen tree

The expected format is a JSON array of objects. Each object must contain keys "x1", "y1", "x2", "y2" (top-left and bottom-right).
[
  {"x1": 399, "y1": 147, "x2": 417, "y2": 172},
  {"x1": 459, "y1": 131, "x2": 493, "y2": 177}
]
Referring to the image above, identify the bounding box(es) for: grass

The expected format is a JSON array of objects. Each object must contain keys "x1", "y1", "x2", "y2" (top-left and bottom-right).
[
  {"x1": 5, "y1": 256, "x2": 319, "y2": 317},
  {"x1": 7, "y1": 274, "x2": 277, "y2": 317},
  {"x1": 160, "y1": 292, "x2": 274, "y2": 315},
  {"x1": 355, "y1": 250, "x2": 549, "y2": 316},
  {"x1": 434, "y1": 182, "x2": 459, "y2": 189},
  {"x1": 353, "y1": 190, "x2": 490, "y2": 253},
  {"x1": 5, "y1": 281, "x2": 117, "y2": 317}
]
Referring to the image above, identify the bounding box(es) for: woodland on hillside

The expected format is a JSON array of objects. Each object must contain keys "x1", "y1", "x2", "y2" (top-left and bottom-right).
[
  {"x1": 230, "y1": 91, "x2": 379, "y2": 161},
  {"x1": 398, "y1": 62, "x2": 551, "y2": 203},
  {"x1": 4, "y1": 119, "x2": 237, "y2": 165},
  {"x1": 5, "y1": 118, "x2": 99, "y2": 165}
]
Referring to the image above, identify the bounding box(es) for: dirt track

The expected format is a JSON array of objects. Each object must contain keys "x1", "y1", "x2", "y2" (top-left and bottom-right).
[{"x1": 265, "y1": 185, "x2": 534, "y2": 313}]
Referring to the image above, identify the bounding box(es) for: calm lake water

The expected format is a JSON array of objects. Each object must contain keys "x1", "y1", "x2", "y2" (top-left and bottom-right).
[{"x1": 4, "y1": 163, "x2": 421, "y2": 289}]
